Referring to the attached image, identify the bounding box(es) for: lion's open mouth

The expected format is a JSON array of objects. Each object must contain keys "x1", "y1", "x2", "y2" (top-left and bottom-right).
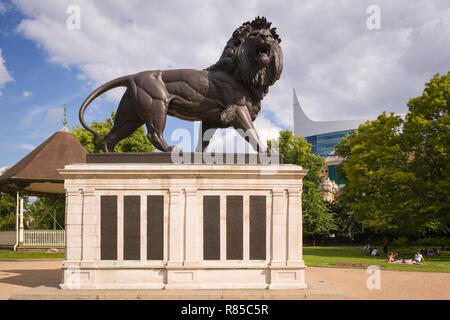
[{"x1": 256, "y1": 43, "x2": 271, "y2": 57}]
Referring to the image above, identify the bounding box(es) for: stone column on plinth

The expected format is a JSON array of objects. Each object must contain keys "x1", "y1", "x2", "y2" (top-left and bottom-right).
[
  {"x1": 167, "y1": 188, "x2": 184, "y2": 267},
  {"x1": 287, "y1": 188, "x2": 304, "y2": 267},
  {"x1": 183, "y1": 188, "x2": 200, "y2": 267},
  {"x1": 269, "y1": 187, "x2": 307, "y2": 289},
  {"x1": 80, "y1": 189, "x2": 97, "y2": 264},
  {"x1": 270, "y1": 189, "x2": 287, "y2": 267},
  {"x1": 61, "y1": 188, "x2": 90, "y2": 289},
  {"x1": 64, "y1": 189, "x2": 83, "y2": 262}
]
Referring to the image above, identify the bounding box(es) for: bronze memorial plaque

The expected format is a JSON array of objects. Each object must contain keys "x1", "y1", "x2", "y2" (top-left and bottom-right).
[
  {"x1": 226, "y1": 195, "x2": 243, "y2": 260},
  {"x1": 203, "y1": 196, "x2": 220, "y2": 260},
  {"x1": 101, "y1": 195, "x2": 117, "y2": 260},
  {"x1": 250, "y1": 196, "x2": 266, "y2": 260},
  {"x1": 123, "y1": 195, "x2": 140, "y2": 260},
  {"x1": 147, "y1": 195, "x2": 164, "y2": 260}
]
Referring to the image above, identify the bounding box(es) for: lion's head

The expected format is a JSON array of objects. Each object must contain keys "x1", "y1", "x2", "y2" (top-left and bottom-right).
[{"x1": 207, "y1": 16, "x2": 283, "y2": 100}]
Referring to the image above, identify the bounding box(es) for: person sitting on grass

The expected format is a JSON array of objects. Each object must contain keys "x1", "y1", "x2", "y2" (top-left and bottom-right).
[
  {"x1": 414, "y1": 251, "x2": 425, "y2": 264},
  {"x1": 371, "y1": 248, "x2": 379, "y2": 256},
  {"x1": 434, "y1": 249, "x2": 440, "y2": 256},
  {"x1": 387, "y1": 252, "x2": 398, "y2": 263}
]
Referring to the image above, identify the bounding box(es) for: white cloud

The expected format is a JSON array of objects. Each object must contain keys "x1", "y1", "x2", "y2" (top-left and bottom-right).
[
  {"x1": 23, "y1": 90, "x2": 32, "y2": 97},
  {"x1": 0, "y1": 48, "x2": 14, "y2": 96},
  {"x1": 18, "y1": 143, "x2": 35, "y2": 151},
  {"x1": 46, "y1": 106, "x2": 64, "y2": 122},
  {"x1": 0, "y1": 3, "x2": 7, "y2": 15},
  {"x1": 207, "y1": 114, "x2": 281, "y2": 153},
  {"x1": 12, "y1": 0, "x2": 450, "y2": 129},
  {"x1": 20, "y1": 106, "x2": 47, "y2": 126}
]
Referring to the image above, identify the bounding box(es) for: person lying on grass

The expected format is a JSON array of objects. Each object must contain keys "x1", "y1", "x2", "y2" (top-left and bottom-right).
[{"x1": 387, "y1": 252, "x2": 422, "y2": 264}]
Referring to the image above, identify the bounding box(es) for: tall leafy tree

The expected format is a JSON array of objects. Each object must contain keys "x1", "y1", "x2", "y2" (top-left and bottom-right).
[
  {"x1": 336, "y1": 113, "x2": 414, "y2": 232},
  {"x1": 270, "y1": 130, "x2": 336, "y2": 243},
  {"x1": 335, "y1": 72, "x2": 449, "y2": 236},
  {"x1": 26, "y1": 197, "x2": 65, "y2": 230},
  {"x1": 402, "y1": 72, "x2": 450, "y2": 234},
  {"x1": 0, "y1": 192, "x2": 17, "y2": 231},
  {"x1": 71, "y1": 111, "x2": 155, "y2": 153},
  {"x1": 0, "y1": 192, "x2": 31, "y2": 231}
]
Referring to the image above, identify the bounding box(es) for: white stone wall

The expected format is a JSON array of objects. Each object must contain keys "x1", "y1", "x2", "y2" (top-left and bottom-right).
[{"x1": 60, "y1": 163, "x2": 308, "y2": 290}]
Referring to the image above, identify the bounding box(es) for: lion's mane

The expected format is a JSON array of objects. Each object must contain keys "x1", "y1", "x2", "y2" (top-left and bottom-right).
[{"x1": 207, "y1": 16, "x2": 283, "y2": 100}]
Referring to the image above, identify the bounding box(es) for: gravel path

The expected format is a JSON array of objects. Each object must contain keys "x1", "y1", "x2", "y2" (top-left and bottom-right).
[
  {"x1": 306, "y1": 266, "x2": 450, "y2": 300},
  {"x1": 1, "y1": 261, "x2": 449, "y2": 300},
  {"x1": 0, "y1": 260, "x2": 62, "y2": 300}
]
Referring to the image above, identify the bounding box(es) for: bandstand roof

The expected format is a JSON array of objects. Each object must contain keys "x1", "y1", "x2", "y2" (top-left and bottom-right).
[{"x1": 0, "y1": 127, "x2": 87, "y2": 196}]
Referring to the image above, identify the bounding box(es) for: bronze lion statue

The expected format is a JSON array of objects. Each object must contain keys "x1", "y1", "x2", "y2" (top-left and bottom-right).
[{"x1": 79, "y1": 16, "x2": 283, "y2": 153}]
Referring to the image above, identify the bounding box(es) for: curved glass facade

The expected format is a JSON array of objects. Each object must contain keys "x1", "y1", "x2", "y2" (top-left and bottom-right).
[{"x1": 305, "y1": 129, "x2": 355, "y2": 158}]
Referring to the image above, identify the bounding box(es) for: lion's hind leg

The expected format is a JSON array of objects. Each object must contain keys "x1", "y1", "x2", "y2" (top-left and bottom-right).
[
  {"x1": 143, "y1": 98, "x2": 176, "y2": 152},
  {"x1": 104, "y1": 91, "x2": 143, "y2": 152}
]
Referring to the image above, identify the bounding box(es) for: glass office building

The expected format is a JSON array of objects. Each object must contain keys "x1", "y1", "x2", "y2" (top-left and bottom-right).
[
  {"x1": 293, "y1": 89, "x2": 369, "y2": 158},
  {"x1": 305, "y1": 129, "x2": 355, "y2": 158}
]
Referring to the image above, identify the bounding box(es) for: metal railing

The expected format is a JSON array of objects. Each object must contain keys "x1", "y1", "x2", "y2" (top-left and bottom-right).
[{"x1": 24, "y1": 230, "x2": 65, "y2": 247}]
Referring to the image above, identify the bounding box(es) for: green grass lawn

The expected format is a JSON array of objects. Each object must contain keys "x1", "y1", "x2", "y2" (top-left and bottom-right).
[
  {"x1": 1, "y1": 246, "x2": 449, "y2": 272},
  {"x1": 303, "y1": 246, "x2": 450, "y2": 273},
  {"x1": 0, "y1": 250, "x2": 64, "y2": 259}
]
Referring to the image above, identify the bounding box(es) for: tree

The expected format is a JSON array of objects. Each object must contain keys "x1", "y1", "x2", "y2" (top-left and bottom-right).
[
  {"x1": 0, "y1": 192, "x2": 32, "y2": 231},
  {"x1": 335, "y1": 72, "x2": 449, "y2": 236},
  {"x1": 270, "y1": 130, "x2": 337, "y2": 244},
  {"x1": 336, "y1": 113, "x2": 414, "y2": 232},
  {"x1": 26, "y1": 197, "x2": 65, "y2": 230},
  {"x1": 71, "y1": 111, "x2": 155, "y2": 153},
  {"x1": 326, "y1": 200, "x2": 362, "y2": 240},
  {"x1": 0, "y1": 192, "x2": 17, "y2": 231},
  {"x1": 402, "y1": 72, "x2": 450, "y2": 235}
]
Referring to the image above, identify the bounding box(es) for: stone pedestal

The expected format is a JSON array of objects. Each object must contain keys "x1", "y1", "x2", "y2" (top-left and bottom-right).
[{"x1": 59, "y1": 161, "x2": 307, "y2": 289}]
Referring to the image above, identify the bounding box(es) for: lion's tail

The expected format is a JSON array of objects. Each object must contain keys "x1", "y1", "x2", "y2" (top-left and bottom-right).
[{"x1": 79, "y1": 75, "x2": 132, "y2": 147}]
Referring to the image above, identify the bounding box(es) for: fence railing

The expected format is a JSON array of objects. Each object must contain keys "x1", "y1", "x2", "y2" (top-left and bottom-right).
[{"x1": 24, "y1": 230, "x2": 65, "y2": 247}]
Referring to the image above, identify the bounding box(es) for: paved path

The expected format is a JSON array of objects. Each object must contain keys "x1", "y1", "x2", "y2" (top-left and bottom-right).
[
  {"x1": 1, "y1": 261, "x2": 449, "y2": 300},
  {"x1": 0, "y1": 260, "x2": 62, "y2": 300},
  {"x1": 306, "y1": 266, "x2": 450, "y2": 300}
]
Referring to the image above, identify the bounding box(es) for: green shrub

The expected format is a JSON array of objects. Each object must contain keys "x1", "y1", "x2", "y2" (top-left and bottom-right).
[
  {"x1": 392, "y1": 236, "x2": 408, "y2": 246},
  {"x1": 416, "y1": 237, "x2": 449, "y2": 246}
]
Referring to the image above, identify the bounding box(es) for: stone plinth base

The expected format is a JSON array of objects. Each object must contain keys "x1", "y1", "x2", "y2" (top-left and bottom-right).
[
  {"x1": 59, "y1": 161, "x2": 307, "y2": 290},
  {"x1": 11, "y1": 280, "x2": 346, "y2": 300}
]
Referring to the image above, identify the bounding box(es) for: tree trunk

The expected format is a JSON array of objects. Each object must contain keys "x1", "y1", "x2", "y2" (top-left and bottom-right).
[{"x1": 52, "y1": 199, "x2": 57, "y2": 230}]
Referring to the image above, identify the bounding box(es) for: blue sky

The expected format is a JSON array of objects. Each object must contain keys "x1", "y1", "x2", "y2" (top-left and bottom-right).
[{"x1": 0, "y1": 0, "x2": 449, "y2": 169}]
